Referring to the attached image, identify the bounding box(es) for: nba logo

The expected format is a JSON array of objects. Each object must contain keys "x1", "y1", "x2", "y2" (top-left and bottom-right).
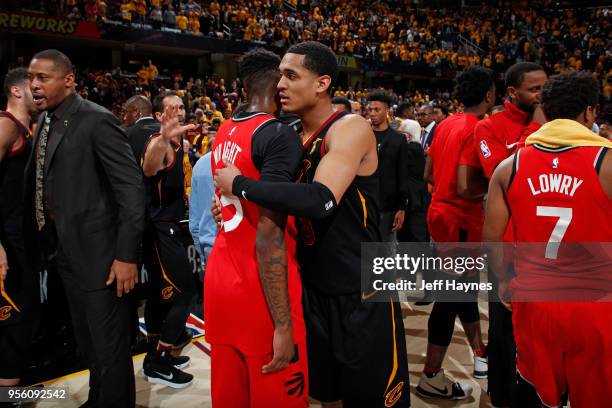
[
  {"x1": 552, "y1": 157, "x2": 559, "y2": 169},
  {"x1": 479, "y1": 140, "x2": 491, "y2": 158}
]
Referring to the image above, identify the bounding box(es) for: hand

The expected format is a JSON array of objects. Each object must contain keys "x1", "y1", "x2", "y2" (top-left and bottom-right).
[
  {"x1": 392, "y1": 210, "x2": 405, "y2": 232},
  {"x1": 211, "y1": 195, "x2": 223, "y2": 229},
  {"x1": 531, "y1": 104, "x2": 546, "y2": 125},
  {"x1": 160, "y1": 103, "x2": 195, "y2": 142},
  {"x1": 214, "y1": 159, "x2": 243, "y2": 197},
  {"x1": 106, "y1": 260, "x2": 138, "y2": 297},
  {"x1": 262, "y1": 325, "x2": 295, "y2": 374},
  {"x1": 498, "y1": 280, "x2": 512, "y2": 311},
  {"x1": 0, "y1": 244, "x2": 7, "y2": 281}
]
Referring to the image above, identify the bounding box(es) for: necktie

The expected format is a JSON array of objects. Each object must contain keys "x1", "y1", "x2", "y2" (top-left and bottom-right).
[
  {"x1": 421, "y1": 127, "x2": 427, "y2": 146},
  {"x1": 35, "y1": 114, "x2": 52, "y2": 231}
]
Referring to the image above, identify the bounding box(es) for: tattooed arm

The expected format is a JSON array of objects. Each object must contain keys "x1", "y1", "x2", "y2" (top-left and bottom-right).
[{"x1": 255, "y1": 206, "x2": 295, "y2": 374}]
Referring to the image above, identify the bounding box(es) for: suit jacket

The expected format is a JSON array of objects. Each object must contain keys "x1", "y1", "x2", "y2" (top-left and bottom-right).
[
  {"x1": 422, "y1": 123, "x2": 436, "y2": 151},
  {"x1": 404, "y1": 141, "x2": 427, "y2": 211},
  {"x1": 125, "y1": 117, "x2": 160, "y2": 166},
  {"x1": 24, "y1": 94, "x2": 145, "y2": 290},
  {"x1": 374, "y1": 127, "x2": 410, "y2": 212}
]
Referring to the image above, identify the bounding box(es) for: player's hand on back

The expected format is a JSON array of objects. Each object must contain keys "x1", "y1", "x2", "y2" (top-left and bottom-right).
[{"x1": 214, "y1": 159, "x2": 243, "y2": 196}]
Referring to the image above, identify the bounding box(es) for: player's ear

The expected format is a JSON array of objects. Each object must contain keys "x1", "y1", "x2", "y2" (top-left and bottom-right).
[
  {"x1": 10, "y1": 85, "x2": 22, "y2": 99},
  {"x1": 507, "y1": 86, "x2": 517, "y2": 101},
  {"x1": 317, "y1": 75, "x2": 332, "y2": 95}
]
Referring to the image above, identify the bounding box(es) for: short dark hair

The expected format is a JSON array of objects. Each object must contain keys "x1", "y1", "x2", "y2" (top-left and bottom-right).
[
  {"x1": 433, "y1": 104, "x2": 448, "y2": 117},
  {"x1": 454, "y1": 66, "x2": 495, "y2": 107},
  {"x1": 153, "y1": 91, "x2": 180, "y2": 114},
  {"x1": 287, "y1": 41, "x2": 338, "y2": 94},
  {"x1": 3, "y1": 67, "x2": 28, "y2": 98},
  {"x1": 541, "y1": 71, "x2": 599, "y2": 121},
  {"x1": 32, "y1": 49, "x2": 73, "y2": 75},
  {"x1": 331, "y1": 96, "x2": 352, "y2": 112},
  {"x1": 367, "y1": 90, "x2": 393, "y2": 107},
  {"x1": 505, "y1": 62, "x2": 545, "y2": 88},
  {"x1": 238, "y1": 47, "x2": 281, "y2": 90},
  {"x1": 396, "y1": 101, "x2": 414, "y2": 117}
]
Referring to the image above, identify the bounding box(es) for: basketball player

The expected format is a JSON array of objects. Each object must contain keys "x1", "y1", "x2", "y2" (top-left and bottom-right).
[
  {"x1": 139, "y1": 91, "x2": 196, "y2": 388},
  {"x1": 474, "y1": 62, "x2": 547, "y2": 408},
  {"x1": 417, "y1": 66, "x2": 495, "y2": 400},
  {"x1": 215, "y1": 41, "x2": 410, "y2": 408},
  {"x1": 0, "y1": 67, "x2": 38, "y2": 388},
  {"x1": 202, "y1": 48, "x2": 308, "y2": 407},
  {"x1": 484, "y1": 71, "x2": 612, "y2": 407}
]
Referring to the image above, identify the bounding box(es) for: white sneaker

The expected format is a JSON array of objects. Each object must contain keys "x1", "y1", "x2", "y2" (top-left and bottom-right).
[
  {"x1": 474, "y1": 354, "x2": 488, "y2": 379},
  {"x1": 416, "y1": 369, "x2": 473, "y2": 400}
]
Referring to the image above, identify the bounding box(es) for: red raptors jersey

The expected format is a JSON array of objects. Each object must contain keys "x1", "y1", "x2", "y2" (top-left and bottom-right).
[
  {"x1": 506, "y1": 144, "x2": 612, "y2": 299},
  {"x1": 428, "y1": 113, "x2": 483, "y2": 231},
  {"x1": 204, "y1": 113, "x2": 306, "y2": 355}
]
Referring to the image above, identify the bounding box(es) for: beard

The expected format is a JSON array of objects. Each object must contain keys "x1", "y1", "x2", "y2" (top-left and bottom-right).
[{"x1": 516, "y1": 98, "x2": 536, "y2": 114}]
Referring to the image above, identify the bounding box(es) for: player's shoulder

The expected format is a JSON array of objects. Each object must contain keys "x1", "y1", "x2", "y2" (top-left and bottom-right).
[
  {"x1": 0, "y1": 113, "x2": 20, "y2": 136},
  {"x1": 329, "y1": 113, "x2": 372, "y2": 139},
  {"x1": 476, "y1": 110, "x2": 505, "y2": 132}
]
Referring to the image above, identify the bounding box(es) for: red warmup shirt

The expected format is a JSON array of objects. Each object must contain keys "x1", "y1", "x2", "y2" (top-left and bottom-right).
[
  {"x1": 474, "y1": 100, "x2": 542, "y2": 178},
  {"x1": 428, "y1": 113, "x2": 483, "y2": 227},
  {"x1": 506, "y1": 144, "x2": 612, "y2": 299},
  {"x1": 205, "y1": 113, "x2": 306, "y2": 355}
]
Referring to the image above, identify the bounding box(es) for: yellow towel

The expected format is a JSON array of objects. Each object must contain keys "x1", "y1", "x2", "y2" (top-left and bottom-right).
[{"x1": 526, "y1": 119, "x2": 612, "y2": 148}]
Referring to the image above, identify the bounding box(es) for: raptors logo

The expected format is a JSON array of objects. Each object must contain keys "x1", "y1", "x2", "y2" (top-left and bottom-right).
[
  {"x1": 384, "y1": 381, "x2": 404, "y2": 407},
  {"x1": 0, "y1": 306, "x2": 12, "y2": 321},
  {"x1": 161, "y1": 286, "x2": 174, "y2": 300},
  {"x1": 285, "y1": 372, "x2": 305, "y2": 397}
]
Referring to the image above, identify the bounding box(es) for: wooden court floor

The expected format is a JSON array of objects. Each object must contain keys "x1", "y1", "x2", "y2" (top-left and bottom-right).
[{"x1": 33, "y1": 303, "x2": 493, "y2": 408}]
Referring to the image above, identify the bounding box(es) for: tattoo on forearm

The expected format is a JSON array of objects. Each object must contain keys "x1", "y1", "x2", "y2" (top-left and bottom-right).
[{"x1": 256, "y1": 224, "x2": 292, "y2": 329}]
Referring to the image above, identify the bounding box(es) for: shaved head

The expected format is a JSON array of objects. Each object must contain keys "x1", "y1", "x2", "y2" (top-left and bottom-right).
[{"x1": 125, "y1": 95, "x2": 152, "y2": 115}]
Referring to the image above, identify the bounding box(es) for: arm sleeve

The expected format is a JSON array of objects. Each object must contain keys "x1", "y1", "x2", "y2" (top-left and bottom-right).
[
  {"x1": 92, "y1": 112, "x2": 145, "y2": 262},
  {"x1": 231, "y1": 120, "x2": 338, "y2": 219},
  {"x1": 232, "y1": 177, "x2": 337, "y2": 219}
]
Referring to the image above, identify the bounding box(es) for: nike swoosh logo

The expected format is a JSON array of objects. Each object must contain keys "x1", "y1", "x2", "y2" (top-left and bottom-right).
[
  {"x1": 241, "y1": 190, "x2": 247, "y2": 199},
  {"x1": 428, "y1": 384, "x2": 448, "y2": 395},
  {"x1": 154, "y1": 371, "x2": 174, "y2": 381},
  {"x1": 361, "y1": 290, "x2": 378, "y2": 300},
  {"x1": 505, "y1": 142, "x2": 519, "y2": 149}
]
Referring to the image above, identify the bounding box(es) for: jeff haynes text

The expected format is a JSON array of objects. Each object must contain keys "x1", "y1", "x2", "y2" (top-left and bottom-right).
[{"x1": 371, "y1": 279, "x2": 493, "y2": 292}]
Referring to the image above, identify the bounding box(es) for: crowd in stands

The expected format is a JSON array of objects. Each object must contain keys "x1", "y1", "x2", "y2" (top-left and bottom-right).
[{"x1": 16, "y1": 1, "x2": 610, "y2": 90}]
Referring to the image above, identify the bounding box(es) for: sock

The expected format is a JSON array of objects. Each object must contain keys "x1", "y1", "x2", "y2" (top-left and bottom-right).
[
  {"x1": 157, "y1": 342, "x2": 173, "y2": 353},
  {"x1": 423, "y1": 367, "x2": 441, "y2": 378},
  {"x1": 474, "y1": 345, "x2": 487, "y2": 357}
]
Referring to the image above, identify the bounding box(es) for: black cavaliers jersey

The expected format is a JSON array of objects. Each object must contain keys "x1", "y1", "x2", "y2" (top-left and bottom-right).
[
  {"x1": 297, "y1": 110, "x2": 381, "y2": 295},
  {"x1": 0, "y1": 111, "x2": 31, "y2": 229},
  {"x1": 144, "y1": 136, "x2": 186, "y2": 222},
  {"x1": 0, "y1": 111, "x2": 37, "y2": 324}
]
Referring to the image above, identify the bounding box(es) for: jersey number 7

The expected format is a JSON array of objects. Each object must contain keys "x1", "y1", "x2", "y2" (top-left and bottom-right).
[{"x1": 536, "y1": 206, "x2": 573, "y2": 260}]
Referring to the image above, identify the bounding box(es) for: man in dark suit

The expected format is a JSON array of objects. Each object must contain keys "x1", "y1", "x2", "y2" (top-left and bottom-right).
[
  {"x1": 25, "y1": 49, "x2": 145, "y2": 407},
  {"x1": 417, "y1": 104, "x2": 436, "y2": 152},
  {"x1": 123, "y1": 95, "x2": 157, "y2": 165}
]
